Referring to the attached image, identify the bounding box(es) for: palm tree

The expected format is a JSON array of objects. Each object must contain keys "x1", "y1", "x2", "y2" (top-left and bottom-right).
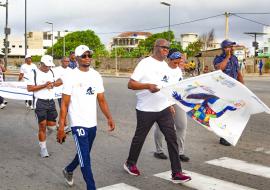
[{"x1": 199, "y1": 29, "x2": 215, "y2": 51}]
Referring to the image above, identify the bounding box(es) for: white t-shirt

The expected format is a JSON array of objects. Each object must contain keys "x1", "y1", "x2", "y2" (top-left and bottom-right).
[
  {"x1": 131, "y1": 56, "x2": 171, "y2": 112},
  {"x1": 27, "y1": 69, "x2": 56, "y2": 99},
  {"x1": 166, "y1": 66, "x2": 183, "y2": 85},
  {"x1": 62, "y1": 68, "x2": 104, "y2": 128},
  {"x1": 52, "y1": 66, "x2": 71, "y2": 94},
  {"x1": 20, "y1": 63, "x2": 38, "y2": 81}
]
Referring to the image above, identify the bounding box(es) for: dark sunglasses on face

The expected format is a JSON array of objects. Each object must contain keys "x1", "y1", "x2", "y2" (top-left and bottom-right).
[
  {"x1": 156, "y1": 45, "x2": 170, "y2": 50},
  {"x1": 80, "y1": 54, "x2": 93, "y2": 59}
]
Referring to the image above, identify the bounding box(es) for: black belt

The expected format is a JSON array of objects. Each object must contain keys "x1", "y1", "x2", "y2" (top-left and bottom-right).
[{"x1": 37, "y1": 98, "x2": 54, "y2": 102}]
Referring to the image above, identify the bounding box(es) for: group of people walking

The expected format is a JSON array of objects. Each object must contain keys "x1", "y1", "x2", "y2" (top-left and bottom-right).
[{"x1": 0, "y1": 37, "x2": 245, "y2": 189}]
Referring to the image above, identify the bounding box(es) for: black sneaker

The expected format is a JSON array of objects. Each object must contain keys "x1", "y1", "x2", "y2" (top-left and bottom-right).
[
  {"x1": 179, "y1": 154, "x2": 190, "y2": 162},
  {"x1": 62, "y1": 168, "x2": 74, "y2": 186},
  {"x1": 219, "y1": 138, "x2": 231, "y2": 146},
  {"x1": 172, "y1": 172, "x2": 191, "y2": 183},
  {"x1": 154, "y1": 152, "x2": 168, "y2": 160}
]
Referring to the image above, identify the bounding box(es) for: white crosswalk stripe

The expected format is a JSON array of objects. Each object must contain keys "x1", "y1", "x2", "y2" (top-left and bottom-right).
[
  {"x1": 154, "y1": 170, "x2": 256, "y2": 190},
  {"x1": 206, "y1": 157, "x2": 270, "y2": 179},
  {"x1": 98, "y1": 183, "x2": 141, "y2": 190}
]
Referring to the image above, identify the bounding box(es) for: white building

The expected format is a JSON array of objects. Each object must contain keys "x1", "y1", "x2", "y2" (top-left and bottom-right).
[
  {"x1": 110, "y1": 31, "x2": 152, "y2": 51},
  {"x1": 180, "y1": 33, "x2": 199, "y2": 50},
  {"x1": 262, "y1": 26, "x2": 270, "y2": 56},
  {"x1": 0, "y1": 31, "x2": 70, "y2": 57}
]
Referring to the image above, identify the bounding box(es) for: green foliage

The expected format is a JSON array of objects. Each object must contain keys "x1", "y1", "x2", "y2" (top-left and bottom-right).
[
  {"x1": 265, "y1": 59, "x2": 270, "y2": 69},
  {"x1": 185, "y1": 40, "x2": 203, "y2": 57},
  {"x1": 31, "y1": 55, "x2": 42, "y2": 63},
  {"x1": 46, "y1": 30, "x2": 108, "y2": 58},
  {"x1": 138, "y1": 31, "x2": 174, "y2": 53}
]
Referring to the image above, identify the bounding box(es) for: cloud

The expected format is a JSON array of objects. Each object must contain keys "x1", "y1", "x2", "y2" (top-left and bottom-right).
[{"x1": 0, "y1": 0, "x2": 269, "y2": 49}]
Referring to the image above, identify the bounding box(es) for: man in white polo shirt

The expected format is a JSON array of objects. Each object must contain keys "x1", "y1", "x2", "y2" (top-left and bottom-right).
[
  {"x1": 123, "y1": 39, "x2": 191, "y2": 184},
  {"x1": 19, "y1": 54, "x2": 38, "y2": 109},
  {"x1": 57, "y1": 45, "x2": 115, "y2": 190},
  {"x1": 27, "y1": 55, "x2": 62, "y2": 158}
]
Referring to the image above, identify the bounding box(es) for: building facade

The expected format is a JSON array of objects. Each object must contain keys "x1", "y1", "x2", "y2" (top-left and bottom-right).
[{"x1": 110, "y1": 32, "x2": 152, "y2": 51}]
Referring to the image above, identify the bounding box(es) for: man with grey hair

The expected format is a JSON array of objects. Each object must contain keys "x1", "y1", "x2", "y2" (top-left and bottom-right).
[{"x1": 124, "y1": 39, "x2": 191, "y2": 183}]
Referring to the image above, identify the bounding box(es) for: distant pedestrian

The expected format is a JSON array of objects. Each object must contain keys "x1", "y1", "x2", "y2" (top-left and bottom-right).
[
  {"x1": 124, "y1": 39, "x2": 191, "y2": 183},
  {"x1": 68, "y1": 51, "x2": 78, "y2": 69},
  {"x1": 27, "y1": 55, "x2": 62, "y2": 158},
  {"x1": 53, "y1": 56, "x2": 71, "y2": 133},
  {"x1": 259, "y1": 59, "x2": 263, "y2": 75},
  {"x1": 153, "y1": 48, "x2": 190, "y2": 162},
  {"x1": 18, "y1": 54, "x2": 38, "y2": 109},
  {"x1": 0, "y1": 59, "x2": 7, "y2": 109},
  {"x1": 213, "y1": 39, "x2": 244, "y2": 146},
  {"x1": 57, "y1": 45, "x2": 115, "y2": 190}
]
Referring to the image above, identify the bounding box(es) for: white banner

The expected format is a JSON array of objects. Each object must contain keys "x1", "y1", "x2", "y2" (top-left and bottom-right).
[
  {"x1": 160, "y1": 70, "x2": 270, "y2": 146},
  {"x1": 0, "y1": 82, "x2": 62, "y2": 100}
]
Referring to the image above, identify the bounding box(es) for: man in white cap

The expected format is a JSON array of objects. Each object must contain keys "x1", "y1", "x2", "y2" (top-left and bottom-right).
[
  {"x1": 27, "y1": 55, "x2": 62, "y2": 158},
  {"x1": 18, "y1": 54, "x2": 38, "y2": 109},
  {"x1": 57, "y1": 45, "x2": 115, "y2": 190}
]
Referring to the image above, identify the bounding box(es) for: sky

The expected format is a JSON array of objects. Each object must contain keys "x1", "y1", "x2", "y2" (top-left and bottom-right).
[{"x1": 0, "y1": 0, "x2": 269, "y2": 51}]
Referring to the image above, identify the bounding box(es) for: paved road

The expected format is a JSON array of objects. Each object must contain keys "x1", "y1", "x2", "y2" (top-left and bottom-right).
[{"x1": 0, "y1": 77, "x2": 270, "y2": 190}]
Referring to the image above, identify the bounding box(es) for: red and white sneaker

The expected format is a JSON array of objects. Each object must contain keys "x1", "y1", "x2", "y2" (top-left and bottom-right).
[
  {"x1": 123, "y1": 162, "x2": 140, "y2": 176},
  {"x1": 171, "y1": 172, "x2": 191, "y2": 183}
]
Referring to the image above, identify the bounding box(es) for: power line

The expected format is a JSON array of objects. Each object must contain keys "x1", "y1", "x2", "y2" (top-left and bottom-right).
[
  {"x1": 97, "y1": 14, "x2": 224, "y2": 35},
  {"x1": 231, "y1": 14, "x2": 270, "y2": 27},
  {"x1": 231, "y1": 12, "x2": 270, "y2": 15}
]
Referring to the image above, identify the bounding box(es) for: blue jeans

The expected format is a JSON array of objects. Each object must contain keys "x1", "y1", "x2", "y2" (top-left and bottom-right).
[{"x1": 66, "y1": 126, "x2": 97, "y2": 190}]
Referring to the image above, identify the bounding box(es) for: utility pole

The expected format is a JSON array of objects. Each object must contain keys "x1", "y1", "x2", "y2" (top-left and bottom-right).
[
  {"x1": 244, "y1": 32, "x2": 267, "y2": 72},
  {"x1": 0, "y1": 0, "x2": 10, "y2": 68},
  {"x1": 161, "y1": 1, "x2": 171, "y2": 42},
  {"x1": 25, "y1": 0, "x2": 27, "y2": 56},
  {"x1": 225, "y1": 12, "x2": 230, "y2": 39}
]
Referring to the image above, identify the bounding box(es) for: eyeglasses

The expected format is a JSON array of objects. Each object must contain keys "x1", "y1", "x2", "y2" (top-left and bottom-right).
[
  {"x1": 156, "y1": 45, "x2": 170, "y2": 50},
  {"x1": 80, "y1": 54, "x2": 93, "y2": 59}
]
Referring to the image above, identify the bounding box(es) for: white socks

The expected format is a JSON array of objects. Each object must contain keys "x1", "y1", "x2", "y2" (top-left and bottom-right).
[{"x1": 39, "y1": 141, "x2": 47, "y2": 149}]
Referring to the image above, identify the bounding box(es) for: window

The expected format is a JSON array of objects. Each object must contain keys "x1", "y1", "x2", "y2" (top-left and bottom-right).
[
  {"x1": 19, "y1": 45, "x2": 22, "y2": 48},
  {"x1": 12, "y1": 45, "x2": 15, "y2": 48}
]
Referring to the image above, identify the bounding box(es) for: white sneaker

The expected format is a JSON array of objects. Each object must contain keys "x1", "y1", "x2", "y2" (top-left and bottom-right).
[
  {"x1": 0, "y1": 103, "x2": 6, "y2": 109},
  {"x1": 30, "y1": 105, "x2": 34, "y2": 110},
  {"x1": 3, "y1": 100, "x2": 7, "y2": 105},
  {"x1": 25, "y1": 102, "x2": 29, "y2": 108},
  {"x1": 40, "y1": 147, "x2": 49, "y2": 158}
]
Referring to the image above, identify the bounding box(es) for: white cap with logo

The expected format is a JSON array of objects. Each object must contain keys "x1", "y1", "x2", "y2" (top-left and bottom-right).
[
  {"x1": 41, "y1": 55, "x2": 55, "y2": 67},
  {"x1": 75, "y1": 45, "x2": 93, "y2": 56}
]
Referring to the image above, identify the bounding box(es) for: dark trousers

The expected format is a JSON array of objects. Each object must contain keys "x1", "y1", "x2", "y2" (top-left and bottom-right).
[
  {"x1": 127, "y1": 107, "x2": 182, "y2": 174},
  {"x1": 66, "y1": 126, "x2": 97, "y2": 190}
]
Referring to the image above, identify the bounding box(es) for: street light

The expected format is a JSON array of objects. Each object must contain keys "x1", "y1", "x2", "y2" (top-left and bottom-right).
[
  {"x1": 161, "y1": 1, "x2": 171, "y2": 42},
  {"x1": 45, "y1": 21, "x2": 53, "y2": 57},
  {"x1": 63, "y1": 30, "x2": 68, "y2": 56}
]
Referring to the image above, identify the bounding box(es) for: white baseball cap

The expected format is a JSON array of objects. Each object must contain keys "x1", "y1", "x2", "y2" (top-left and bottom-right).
[
  {"x1": 41, "y1": 55, "x2": 55, "y2": 67},
  {"x1": 25, "y1": 54, "x2": 31, "y2": 59},
  {"x1": 75, "y1": 45, "x2": 93, "y2": 57}
]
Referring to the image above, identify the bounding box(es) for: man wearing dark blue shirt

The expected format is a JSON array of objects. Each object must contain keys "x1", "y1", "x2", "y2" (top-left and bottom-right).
[
  {"x1": 68, "y1": 51, "x2": 78, "y2": 69},
  {"x1": 213, "y1": 39, "x2": 244, "y2": 146}
]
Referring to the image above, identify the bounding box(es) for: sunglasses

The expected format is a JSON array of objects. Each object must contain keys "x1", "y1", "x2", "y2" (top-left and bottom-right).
[
  {"x1": 80, "y1": 54, "x2": 93, "y2": 59},
  {"x1": 156, "y1": 45, "x2": 170, "y2": 50}
]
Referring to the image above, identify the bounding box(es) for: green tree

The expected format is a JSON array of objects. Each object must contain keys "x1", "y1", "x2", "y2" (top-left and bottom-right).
[
  {"x1": 185, "y1": 40, "x2": 203, "y2": 57},
  {"x1": 46, "y1": 30, "x2": 108, "y2": 58},
  {"x1": 138, "y1": 31, "x2": 174, "y2": 53}
]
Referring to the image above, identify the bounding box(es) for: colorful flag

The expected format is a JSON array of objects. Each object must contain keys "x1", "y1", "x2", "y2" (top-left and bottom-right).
[{"x1": 160, "y1": 70, "x2": 270, "y2": 146}]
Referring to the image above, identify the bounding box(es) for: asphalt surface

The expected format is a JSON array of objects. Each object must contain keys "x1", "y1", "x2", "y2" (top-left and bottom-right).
[{"x1": 0, "y1": 76, "x2": 270, "y2": 190}]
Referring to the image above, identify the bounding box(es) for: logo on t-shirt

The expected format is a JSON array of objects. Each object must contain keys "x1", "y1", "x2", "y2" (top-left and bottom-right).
[
  {"x1": 86, "y1": 86, "x2": 95, "y2": 95},
  {"x1": 161, "y1": 75, "x2": 169, "y2": 83}
]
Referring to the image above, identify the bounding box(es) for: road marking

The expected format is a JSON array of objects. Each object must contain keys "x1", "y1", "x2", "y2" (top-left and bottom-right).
[
  {"x1": 255, "y1": 147, "x2": 264, "y2": 152},
  {"x1": 206, "y1": 157, "x2": 270, "y2": 178},
  {"x1": 154, "y1": 170, "x2": 256, "y2": 190},
  {"x1": 98, "y1": 183, "x2": 140, "y2": 190}
]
